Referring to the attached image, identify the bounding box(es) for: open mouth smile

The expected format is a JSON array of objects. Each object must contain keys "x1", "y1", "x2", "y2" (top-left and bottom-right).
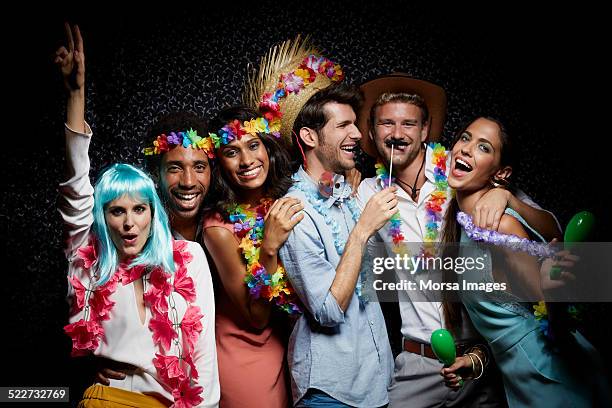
[
  {"x1": 340, "y1": 145, "x2": 357, "y2": 157},
  {"x1": 451, "y1": 157, "x2": 474, "y2": 178},
  {"x1": 237, "y1": 165, "x2": 263, "y2": 180}
]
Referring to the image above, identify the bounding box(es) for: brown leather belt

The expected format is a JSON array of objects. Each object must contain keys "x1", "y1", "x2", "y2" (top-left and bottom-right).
[{"x1": 403, "y1": 338, "x2": 472, "y2": 360}]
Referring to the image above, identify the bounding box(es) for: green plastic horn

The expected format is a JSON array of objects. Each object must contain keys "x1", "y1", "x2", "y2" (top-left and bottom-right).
[
  {"x1": 430, "y1": 329, "x2": 456, "y2": 366},
  {"x1": 550, "y1": 211, "x2": 595, "y2": 279}
]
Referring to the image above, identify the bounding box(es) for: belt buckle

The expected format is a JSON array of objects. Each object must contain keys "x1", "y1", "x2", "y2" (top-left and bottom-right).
[{"x1": 420, "y1": 343, "x2": 425, "y2": 357}]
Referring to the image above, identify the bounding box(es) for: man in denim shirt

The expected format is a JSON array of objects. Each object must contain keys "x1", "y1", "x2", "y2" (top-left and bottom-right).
[{"x1": 279, "y1": 84, "x2": 398, "y2": 407}]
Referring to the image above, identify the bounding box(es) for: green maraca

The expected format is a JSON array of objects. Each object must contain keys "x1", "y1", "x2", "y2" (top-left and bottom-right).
[
  {"x1": 550, "y1": 211, "x2": 595, "y2": 279},
  {"x1": 431, "y1": 329, "x2": 463, "y2": 386}
]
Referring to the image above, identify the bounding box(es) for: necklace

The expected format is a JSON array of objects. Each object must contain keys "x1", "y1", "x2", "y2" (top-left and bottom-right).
[
  {"x1": 375, "y1": 142, "x2": 449, "y2": 254},
  {"x1": 393, "y1": 144, "x2": 427, "y2": 202},
  {"x1": 226, "y1": 199, "x2": 301, "y2": 315}
]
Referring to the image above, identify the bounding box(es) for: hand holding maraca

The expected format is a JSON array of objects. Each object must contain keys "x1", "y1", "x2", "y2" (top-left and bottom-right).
[
  {"x1": 541, "y1": 245, "x2": 578, "y2": 293},
  {"x1": 549, "y1": 211, "x2": 594, "y2": 280},
  {"x1": 432, "y1": 329, "x2": 486, "y2": 389},
  {"x1": 441, "y1": 356, "x2": 472, "y2": 389}
]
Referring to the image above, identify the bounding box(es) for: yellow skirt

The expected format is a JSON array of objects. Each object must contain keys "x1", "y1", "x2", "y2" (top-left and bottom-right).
[{"x1": 78, "y1": 384, "x2": 169, "y2": 408}]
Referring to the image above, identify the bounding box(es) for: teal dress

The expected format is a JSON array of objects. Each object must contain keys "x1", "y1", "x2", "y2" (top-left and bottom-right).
[{"x1": 458, "y1": 209, "x2": 610, "y2": 407}]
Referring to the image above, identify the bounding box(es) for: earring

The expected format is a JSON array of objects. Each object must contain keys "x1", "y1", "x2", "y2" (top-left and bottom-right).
[{"x1": 490, "y1": 177, "x2": 509, "y2": 189}]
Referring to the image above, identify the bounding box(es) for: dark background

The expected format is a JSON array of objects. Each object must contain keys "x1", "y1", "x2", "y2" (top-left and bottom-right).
[{"x1": 2, "y1": 1, "x2": 609, "y2": 405}]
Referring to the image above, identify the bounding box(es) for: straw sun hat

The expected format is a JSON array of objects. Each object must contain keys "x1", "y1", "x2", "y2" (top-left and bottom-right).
[{"x1": 243, "y1": 35, "x2": 345, "y2": 146}]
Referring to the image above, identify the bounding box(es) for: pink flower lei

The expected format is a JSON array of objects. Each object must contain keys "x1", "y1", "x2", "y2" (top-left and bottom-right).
[{"x1": 64, "y1": 238, "x2": 205, "y2": 408}]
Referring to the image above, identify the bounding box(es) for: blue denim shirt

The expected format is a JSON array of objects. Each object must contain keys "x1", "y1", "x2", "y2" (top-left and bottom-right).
[{"x1": 279, "y1": 167, "x2": 393, "y2": 407}]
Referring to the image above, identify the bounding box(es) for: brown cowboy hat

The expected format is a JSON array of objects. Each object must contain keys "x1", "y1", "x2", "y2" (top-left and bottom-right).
[{"x1": 357, "y1": 73, "x2": 447, "y2": 158}]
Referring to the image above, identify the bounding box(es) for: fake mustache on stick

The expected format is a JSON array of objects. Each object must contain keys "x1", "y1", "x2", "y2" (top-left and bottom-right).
[
  {"x1": 384, "y1": 140, "x2": 408, "y2": 188},
  {"x1": 384, "y1": 139, "x2": 408, "y2": 147}
]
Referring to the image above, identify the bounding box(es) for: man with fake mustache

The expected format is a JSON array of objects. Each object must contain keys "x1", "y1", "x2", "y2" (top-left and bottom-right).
[{"x1": 357, "y1": 73, "x2": 561, "y2": 407}]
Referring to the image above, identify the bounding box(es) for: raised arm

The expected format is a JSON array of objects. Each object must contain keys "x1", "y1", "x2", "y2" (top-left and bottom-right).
[
  {"x1": 330, "y1": 186, "x2": 398, "y2": 310},
  {"x1": 56, "y1": 23, "x2": 93, "y2": 257},
  {"x1": 55, "y1": 23, "x2": 85, "y2": 133},
  {"x1": 259, "y1": 197, "x2": 304, "y2": 282},
  {"x1": 279, "y1": 187, "x2": 397, "y2": 326}
]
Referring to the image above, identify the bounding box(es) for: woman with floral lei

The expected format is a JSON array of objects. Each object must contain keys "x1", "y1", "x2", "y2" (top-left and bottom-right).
[
  {"x1": 439, "y1": 117, "x2": 610, "y2": 406},
  {"x1": 202, "y1": 106, "x2": 302, "y2": 407},
  {"x1": 56, "y1": 24, "x2": 219, "y2": 407}
]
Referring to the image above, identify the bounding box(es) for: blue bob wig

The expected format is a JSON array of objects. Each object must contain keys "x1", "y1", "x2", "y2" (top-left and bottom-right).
[{"x1": 92, "y1": 163, "x2": 175, "y2": 285}]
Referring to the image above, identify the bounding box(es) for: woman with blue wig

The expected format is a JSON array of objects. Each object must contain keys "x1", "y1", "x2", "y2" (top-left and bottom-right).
[{"x1": 56, "y1": 24, "x2": 219, "y2": 407}]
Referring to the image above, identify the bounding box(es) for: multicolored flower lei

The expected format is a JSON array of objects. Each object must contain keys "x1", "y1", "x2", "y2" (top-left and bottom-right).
[
  {"x1": 64, "y1": 239, "x2": 205, "y2": 408},
  {"x1": 215, "y1": 117, "x2": 281, "y2": 145},
  {"x1": 143, "y1": 117, "x2": 282, "y2": 158},
  {"x1": 258, "y1": 54, "x2": 344, "y2": 136},
  {"x1": 143, "y1": 128, "x2": 215, "y2": 159},
  {"x1": 375, "y1": 142, "x2": 448, "y2": 254},
  {"x1": 225, "y1": 199, "x2": 301, "y2": 315}
]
